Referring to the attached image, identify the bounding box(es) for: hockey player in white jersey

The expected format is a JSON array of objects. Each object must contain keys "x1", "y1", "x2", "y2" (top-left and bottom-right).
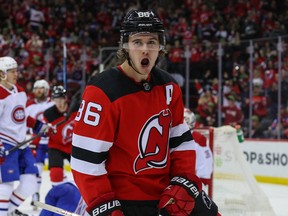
[
  {"x1": 26, "y1": 79, "x2": 55, "y2": 208},
  {"x1": 0, "y1": 56, "x2": 55, "y2": 216},
  {"x1": 184, "y1": 108, "x2": 213, "y2": 186}
]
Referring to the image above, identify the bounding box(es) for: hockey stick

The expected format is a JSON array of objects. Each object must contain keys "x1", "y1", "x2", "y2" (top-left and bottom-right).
[
  {"x1": 5, "y1": 116, "x2": 67, "y2": 156},
  {"x1": 5, "y1": 133, "x2": 43, "y2": 156},
  {"x1": 5, "y1": 89, "x2": 82, "y2": 156},
  {"x1": 32, "y1": 201, "x2": 80, "y2": 216},
  {"x1": 163, "y1": 198, "x2": 175, "y2": 207}
]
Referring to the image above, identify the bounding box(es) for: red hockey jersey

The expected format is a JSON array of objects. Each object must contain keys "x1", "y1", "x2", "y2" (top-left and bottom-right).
[
  {"x1": 71, "y1": 67, "x2": 196, "y2": 208},
  {"x1": 43, "y1": 104, "x2": 78, "y2": 154}
]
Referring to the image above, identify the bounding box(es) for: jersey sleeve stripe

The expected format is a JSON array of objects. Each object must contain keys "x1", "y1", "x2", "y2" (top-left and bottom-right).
[
  {"x1": 72, "y1": 134, "x2": 112, "y2": 152},
  {"x1": 169, "y1": 130, "x2": 193, "y2": 149},
  {"x1": 71, "y1": 156, "x2": 107, "y2": 176},
  {"x1": 170, "y1": 139, "x2": 196, "y2": 152},
  {"x1": 170, "y1": 122, "x2": 190, "y2": 137},
  {"x1": 72, "y1": 146, "x2": 108, "y2": 164}
]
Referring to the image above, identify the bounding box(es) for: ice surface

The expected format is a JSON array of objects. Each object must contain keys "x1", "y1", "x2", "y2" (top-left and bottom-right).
[{"x1": 17, "y1": 171, "x2": 288, "y2": 216}]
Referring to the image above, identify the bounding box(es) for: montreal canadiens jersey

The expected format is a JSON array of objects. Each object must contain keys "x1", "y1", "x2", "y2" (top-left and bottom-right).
[
  {"x1": 26, "y1": 97, "x2": 55, "y2": 145},
  {"x1": 71, "y1": 66, "x2": 197, "y2": 206},
  {"x1": 192, "y1": 131, "x2": 213, "y2": 180},
  {"x1": 26, "y1": 97, "x2": 55, "y2": 121},
  {"x1": 0, "y1": 84, "x2": 30, "y2": 144}
]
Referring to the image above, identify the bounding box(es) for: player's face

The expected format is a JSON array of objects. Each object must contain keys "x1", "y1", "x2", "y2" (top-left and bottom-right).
[
  {"x1": 33, "y1": 87, "x2": 47, "y2": 100},
  {"x1": 6, "y1": 68, "x2": 18, "y2": 85},
  {"x1": 126, "y1": 33, "x2": 160, "y2": 75},
  {"x1": 53, "y1": 97, "x2": 67, "y2": 112}
]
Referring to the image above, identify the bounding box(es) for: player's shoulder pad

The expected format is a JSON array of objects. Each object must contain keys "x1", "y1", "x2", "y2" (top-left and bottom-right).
[
  {"x1": 0, "y1": 86, "x2": 10, "y2": 99},
  {"x1": 86, "y1": 67, "x2": 142, "y2": 102},
  {"x1": 151, "y1": 67, "x2": 179, "y2": 86},
  {"x1": 192, "y1": 131, "x2": 207, "y2": 147},
  {"x1": 26, "y1": 98, "x2": 36, "y2": 107},
  {"x1": 44, "y1": 105, "x2": 62, "y2": 122},
  {"x1": 15, "y1": 84, "x2": 25, "y2": 92}
]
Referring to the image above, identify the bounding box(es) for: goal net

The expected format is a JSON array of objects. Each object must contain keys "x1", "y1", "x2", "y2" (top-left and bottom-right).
[{"x1": 195, "y1": 125, "x2": 276, "y2": 216}]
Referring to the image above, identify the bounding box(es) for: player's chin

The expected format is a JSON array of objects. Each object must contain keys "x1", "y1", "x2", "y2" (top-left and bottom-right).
[{"x1": 139, "y1": 66, "x2": 152, "y2": 74}]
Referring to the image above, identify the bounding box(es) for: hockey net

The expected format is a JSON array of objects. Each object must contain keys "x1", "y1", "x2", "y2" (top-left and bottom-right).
[{"x1": 195, "y1": 125, "x2": 276, "y2": 216}]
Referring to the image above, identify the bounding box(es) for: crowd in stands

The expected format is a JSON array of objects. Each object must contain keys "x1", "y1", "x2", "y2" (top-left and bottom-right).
[{"x1": 1, "y1": 0, "x2": 288, "y2": 139}]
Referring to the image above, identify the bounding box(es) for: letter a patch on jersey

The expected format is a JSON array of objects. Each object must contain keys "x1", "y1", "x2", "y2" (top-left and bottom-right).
[
  {"x1": 165, "y1": 85, "x2": 173, "y2": 105},
  {"x1": 133, "y1": 109, "x2": 172, "y2": 174}
]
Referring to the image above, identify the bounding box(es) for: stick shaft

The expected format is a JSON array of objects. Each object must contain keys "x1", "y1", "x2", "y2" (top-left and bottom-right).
[
  {"x1": 5, "y1": 133, "x2": 42, "y2": 155},
  {"x1": 5, "y1": 89, "x2": 81, "y2": 155},
  {"x1": 5, "y1": 117, "x2": 67, "y2": 156},
  {"x1": 33, "y1": 201, "x2": 80, "y2": 216}
]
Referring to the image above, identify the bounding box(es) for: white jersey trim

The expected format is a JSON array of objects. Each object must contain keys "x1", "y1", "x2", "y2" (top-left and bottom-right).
[
  {"x1": 70, "y1": 156, "x2": 107, "y2": 176},
  {"x1": 170, "y1": 122, "x2": 190, "y2": 138},
  {"x1": 170, "y1": 139, "x2": 196, "y2": 153},
  {"x1": 72, "y1": 134, "x2": 112, "y2": 152}
]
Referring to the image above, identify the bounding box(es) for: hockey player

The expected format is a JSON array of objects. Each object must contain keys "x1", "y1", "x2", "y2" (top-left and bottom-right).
[
  {"x1": 43, "y1": 85, "x2": 79, "y2": 186},
  {"x1": 26, "y1": 79, "x2": 55, "y2": 207},
  {"x1": 39, "y1": 181, "x2": 81, "y2": 216},
  {"x1": 184, "y1": 108, "x2": 213, "y2": 186},
  {"x1": 0, "y1": 56, "x2": 54, "y2": 216},
  {"x1": 71, "y1": 10, "x2": 221, "y2": 216}
]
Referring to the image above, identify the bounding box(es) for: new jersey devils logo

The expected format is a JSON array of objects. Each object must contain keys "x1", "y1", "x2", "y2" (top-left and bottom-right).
[
  {"x1": 134, "y1": 109, "x2": 172, "y2": 174},
  {"x1": 62, "y1": 121, "x2": 74, "y2": 145}
]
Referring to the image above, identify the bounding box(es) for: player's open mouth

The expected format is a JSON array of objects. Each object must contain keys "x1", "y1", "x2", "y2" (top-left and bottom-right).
[{"x1": 141, "y1": 58, "x2": 149, "y2": 67}]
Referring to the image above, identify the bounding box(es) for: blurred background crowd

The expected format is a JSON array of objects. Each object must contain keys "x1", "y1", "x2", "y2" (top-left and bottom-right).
[{"x1": 1, "y1": 0, "x2": 288, "y2": 139}]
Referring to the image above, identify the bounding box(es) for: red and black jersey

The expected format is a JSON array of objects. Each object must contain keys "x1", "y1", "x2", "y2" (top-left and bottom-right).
[
  {"x1": 71, "y1": 66, "x2": 196, "y2": 208},
  {"x1": 44, "y1": 103, "x2": 78, "y2": 154}
]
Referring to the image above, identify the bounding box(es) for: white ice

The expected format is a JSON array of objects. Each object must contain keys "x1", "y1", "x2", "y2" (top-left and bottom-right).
[{"x1": 18, "y1": 171, "x2": 288, "y2": 216}]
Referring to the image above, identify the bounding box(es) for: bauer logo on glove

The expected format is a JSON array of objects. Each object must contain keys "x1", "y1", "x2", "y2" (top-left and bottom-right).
[
  {"x1": 170, "y1": 176, "x2": 200, "y2": 198},
  {"x1": 159, "y1": 175, "x2": 220, "y2": 216}
]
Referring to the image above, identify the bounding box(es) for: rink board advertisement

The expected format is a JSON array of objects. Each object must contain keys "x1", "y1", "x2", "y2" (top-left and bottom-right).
[{"x1": 241, "y1": 139, "x2": 288, "y2": 184}]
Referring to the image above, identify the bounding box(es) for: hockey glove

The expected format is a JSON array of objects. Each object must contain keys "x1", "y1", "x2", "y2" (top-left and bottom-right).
[
  {"x1": 0, "y1": 140, "x2": 6, "y2": 165},
  {"x1": 88, "y1": 192, "x2": 124, "y2": 216},
  {"x1": 159, "y1": 175, "x2": 220, "y2": 216},
  {"x1": 33, "y1": 120, "x2": 56, "y2": 136}
]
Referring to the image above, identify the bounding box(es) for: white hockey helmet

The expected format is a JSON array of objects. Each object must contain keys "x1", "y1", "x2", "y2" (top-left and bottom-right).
[
  {"x1": 0, "y1": 56, "x2": 18, "y2": 74},
  {"x1": 184, "y1": 107, "x2": 196, "y2": 129},
  {"x1": 33, "y1": 79, "x2": 50, "y2": 96}
]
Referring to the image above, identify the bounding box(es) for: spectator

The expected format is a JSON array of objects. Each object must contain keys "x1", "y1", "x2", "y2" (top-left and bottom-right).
[
  {"x1": 251, "y1": 84, "x2": 269, "y2": 121},
  {"x1": 167, "y1": 40, "x2": 184, "y2": 75},
  {"x1": 222, "y1": 95, "x2": 244, "y2": 127},
  {"x1": 250, "y1": 115, "x2": 267, "y2": 138},
  {"x1": 0, "y1": 0, "x2": 288, "y2": 140}
]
